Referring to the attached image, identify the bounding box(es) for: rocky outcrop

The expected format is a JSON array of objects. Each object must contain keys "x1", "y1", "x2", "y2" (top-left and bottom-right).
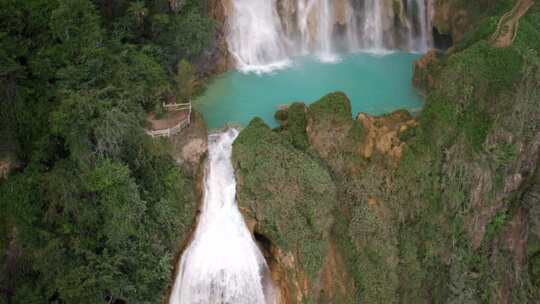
[
  {"x1": 304, "y1": 92, "x2": 416, "y2": 164},
  {"x1": 231, "y1": 92, "x2": 422, "y2": 303},
  {"x1": 169, "y1": 111, "x2": 208, "y2": 174},
  {"x1": 232, "y1": 118, "x2": 340, "y2": 303},
  {"x1": 412, "y1": 49, "x2": 439, "y2": 94},
  {"x1": 306, "y1": 92, "x2": 354, "y2": 159},
  {"x1": 356, "y1": 110, "x2": 417, "y2": 163},
  {"x1": 431, "y1": 1, "x2": 471, "y2": 43},
  {"x1": 195, "y1": 0, "x2": 234, "y2": 76}
]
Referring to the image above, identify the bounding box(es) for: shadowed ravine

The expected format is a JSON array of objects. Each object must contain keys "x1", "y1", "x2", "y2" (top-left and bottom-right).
[{"x1": 169, "y1": 129, "x2": 275, "y2": 304}]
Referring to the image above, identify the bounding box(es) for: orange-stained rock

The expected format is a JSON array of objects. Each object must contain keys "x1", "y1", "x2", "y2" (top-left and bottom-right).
[
  {"x1": 413, "y1": 50, "x2": 439, "y2": 93},
  {"x1": 356, "y1": 110, "x2": 417, "y2": 164}
]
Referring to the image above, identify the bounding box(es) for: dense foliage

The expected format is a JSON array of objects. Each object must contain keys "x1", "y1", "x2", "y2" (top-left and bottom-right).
[
  {"x1": 336, "y1": 2, "x2": 540, "y2": 303},
  {"x1": 0, "y1": 0, "x2": 213, "y2": 302},
  {"x1": 232, "y1": 118, "x2": 336, "y2": 280}
]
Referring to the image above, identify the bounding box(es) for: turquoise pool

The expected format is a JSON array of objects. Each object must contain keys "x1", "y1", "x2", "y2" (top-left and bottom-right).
[{"x1": 195, "y1": 52, "x2": 423, "y2": 130}]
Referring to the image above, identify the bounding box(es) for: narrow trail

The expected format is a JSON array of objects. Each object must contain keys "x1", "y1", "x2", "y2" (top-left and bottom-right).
[{"x1": 491, "y1": 0, "x2": 535, "y2": 48}]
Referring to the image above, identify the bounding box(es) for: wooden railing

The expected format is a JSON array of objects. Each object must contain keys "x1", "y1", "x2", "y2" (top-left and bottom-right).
[
  {"x1": 163, "y1": 102, "x2": 191, "y2": 112},
  {"x1": 146, "y1": 102, "x2": 192, "y2": 138}
]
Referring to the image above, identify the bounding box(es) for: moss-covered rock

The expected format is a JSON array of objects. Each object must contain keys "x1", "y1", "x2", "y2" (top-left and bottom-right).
[
  {"x1": 306, "y1": 92, "x2": 354, "y2": 159},
  {"x1": 232, "y1": 117, "x2": 337, "y2": 300},
  {"x1": 282, "y1": 102, "x2": 309, "y2": 150}
]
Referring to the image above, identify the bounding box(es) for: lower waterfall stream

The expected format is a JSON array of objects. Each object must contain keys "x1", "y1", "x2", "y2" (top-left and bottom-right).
[{"x1": 169, "y1": 129, "x2": 275, "y2": 304}]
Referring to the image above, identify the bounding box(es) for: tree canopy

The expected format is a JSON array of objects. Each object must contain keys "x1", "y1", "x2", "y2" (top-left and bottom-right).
[{"x1": 0, "y1": 0, "x2": 212, "y2": 302}]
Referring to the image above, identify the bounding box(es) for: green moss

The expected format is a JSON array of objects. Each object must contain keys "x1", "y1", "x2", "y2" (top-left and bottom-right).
[
  {"x1": 308, "y1": 91, "x2": 352, "y2": 128},
  {"x1": 460, "y1": 102, "x2": 492, "y2": 152},
  {"x1": 286, "y1": 102, "x2": 309, "y2": 150},
  {"x1": 233, "y1": 118, "x2": 336, "y2": 280},
  {"x1": 515, "y1": 8, "x2": 540, "y2": 53},
  {"x1": 440, "y1": 41, "x2": 523, "y2": 100}
]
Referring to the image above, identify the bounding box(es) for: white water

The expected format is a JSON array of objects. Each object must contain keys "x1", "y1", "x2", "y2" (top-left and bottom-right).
[
  {"x1": 226, "y1": 0, "x2": 292, "y2": 72},
  {"x1": 169, "y1": 129, "x2": 275, "y2": 304},
  {"x1": 407, "y1": 0, "x2": 431, "y2": 52},
  {"x1": 363, "y1": 0, "x2": 384, "y2": 52},
  {"x1": 225, "y1": 0, "x2": 433, "y2": 73}
]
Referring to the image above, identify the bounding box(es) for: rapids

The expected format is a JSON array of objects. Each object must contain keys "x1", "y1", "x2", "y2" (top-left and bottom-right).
[{"x1": 169, "y1": 130, "x2": 275, "y2": 304}]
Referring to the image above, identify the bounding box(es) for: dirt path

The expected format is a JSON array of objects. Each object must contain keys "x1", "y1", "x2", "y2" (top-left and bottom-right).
[
  {"x1": 491, "y1": 0, "x2": 535, "y2": 48},
  {"x1": 147, "y1": 110, "x2": 189, "y2": 130}
]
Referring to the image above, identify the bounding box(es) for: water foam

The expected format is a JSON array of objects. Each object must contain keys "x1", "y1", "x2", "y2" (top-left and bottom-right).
[
  {"x1": 225, "y1": 0, "x2": 433, "y2": 73},
  {"x1": 169, "y1": 129, "x2": 275, "y2": 304}
]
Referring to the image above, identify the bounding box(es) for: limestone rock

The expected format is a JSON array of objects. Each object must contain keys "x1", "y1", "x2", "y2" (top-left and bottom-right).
[
  {"x1": 196, "y1": 0, "x2": 234, "y2": 76},
  {"x1": 431, "y1": 1, "x2": 471, "y2": 43},
  {"x1": 169, "y1": 111, "x2": 208, "y2": 174},
  {"x1": 413, "y1": 50, "x2": 439, "y2": 93},
  {"x1": 356, "y1": 110, "x2": 417, "y2": 163}
]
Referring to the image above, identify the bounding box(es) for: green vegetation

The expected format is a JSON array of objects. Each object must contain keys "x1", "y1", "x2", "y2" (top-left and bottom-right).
[
  {"x1": 232, "y1": 118, "x2": 336, "y2": 280},
  {"x1": 382, "y1": 3, "x2": 540, "y2": 303},
  {"x1": 283, "y1": 102, "x2": 309, "y2": 150},
  {"x1": 175, "y1": 59, "x2": 196, "y2": 102},
  {"x1": 0, "y1": 0, "x2": 213, "y2": 302}
]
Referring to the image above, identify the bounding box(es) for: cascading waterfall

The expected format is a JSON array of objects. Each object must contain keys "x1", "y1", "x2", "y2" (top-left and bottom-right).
[
  {"x1": 362, "y1": 0, "x2": 384, "y2": 51},
  {"x1": 169, "y1": 129, "x2": 275, "y2": 304},
  {"x1": 297, "y1": 0, "x2": 337, "y2": 61},
  {"x1": 407, "y1": 0, "x2": 431, "y2": 52},
  {"x1": 225, "y1": 0, "x2": 434, "y2": 72},
  {"x1": 226, "y1": 0, "x2": 291, "y2": 73},
  {"x1": 416, "y1": 0, "x2": 431, "y2": 52}
]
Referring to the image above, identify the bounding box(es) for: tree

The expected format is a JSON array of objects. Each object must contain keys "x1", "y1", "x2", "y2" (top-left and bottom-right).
[{"x1": 175, "y1": 59, "x2": 196, "y2": 102}]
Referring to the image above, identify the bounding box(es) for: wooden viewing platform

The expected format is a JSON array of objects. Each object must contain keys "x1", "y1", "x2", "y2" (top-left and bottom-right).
[{"x1": 146, "y1": 102, "x2": 192, "y2": 138}]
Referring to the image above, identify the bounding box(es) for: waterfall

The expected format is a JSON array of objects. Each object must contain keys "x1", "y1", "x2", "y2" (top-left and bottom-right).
[
  {"x1": 226, "y1": 0, "x2": 291, "y2": 73},
  {"x1": 225, "y1": 0, "x2": 433, "y2": 72},
  {"x1": 416, "y1": 0, "x2": 431, "y2": 52},
  {"x1": 296, "y1": 0, "x2": 337, "y2": 61},
  {"x1": 169, "y1": 129, "x2": 275, "y2": 304},
  {"x1": 407, "y1": 0, "x2": 431, "y2": 52},
  {"x1": 362, "y1": 0, "x2": 384, "y2": 52}
]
